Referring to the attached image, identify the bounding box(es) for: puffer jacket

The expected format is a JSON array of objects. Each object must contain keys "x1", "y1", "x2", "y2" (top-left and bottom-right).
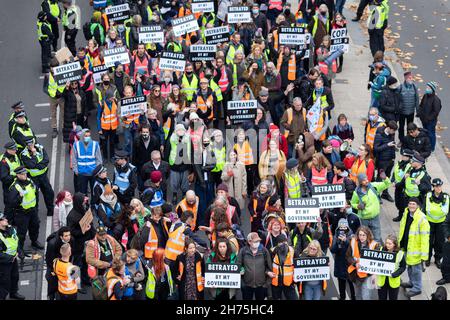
[
  {"x1": 373, "y1": 126, "x2": 396, "y2": 162},
  {"x1": 379, "y1": 87, "x2": 400, "y2": 122},
  {"x1": 398, "y1": 82, "x2": 419, "y2": 115},
  {"x1": 417, "y1": 92, "x2": 442, "y2": 124}
]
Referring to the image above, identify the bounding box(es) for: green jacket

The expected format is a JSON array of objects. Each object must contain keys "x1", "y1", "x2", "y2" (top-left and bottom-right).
[
  {"x1": 398, "y1": 208, "x2": 430, "y2": 265},
  {"x1": 350, "y1": 177, "x2": 390, "y2": 220}
]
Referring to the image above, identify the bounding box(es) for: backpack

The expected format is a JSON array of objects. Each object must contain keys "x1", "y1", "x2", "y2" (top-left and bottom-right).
[
  {"x1": 231, "y1": 224, "x2": 246, "y2": 249},
  {"x1": 83, "y1": 22, "x2": 92, "y2": 41},
  {"x1": 91, "y1": 273, "x2": 120, "y2": 300}
]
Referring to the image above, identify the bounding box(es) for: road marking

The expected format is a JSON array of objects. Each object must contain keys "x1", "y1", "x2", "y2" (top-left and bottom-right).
[
  {"x1": 36, "y1": 134, "x2": 48, "y2": 138},
  {"x1": 20, "y1": 280, "x2": 30, "y2": 286},
  {"x1": 39, "y1": 76, "x2": 44, "y2": 80},
  {"x1": 35, "y1": 103, "x2": 50, "y2": 107},
  {"x1": 41, "y1": 118, "x2": 50, "y2": 122},
  {"x1": 58, "y1": 142, "x2": 66, "y2": 192}
]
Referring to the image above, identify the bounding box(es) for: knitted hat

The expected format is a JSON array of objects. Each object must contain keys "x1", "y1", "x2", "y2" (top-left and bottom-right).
[
  {"x1": 338, "y1": 218, "x2": 349, "y2": 229},
  {"x1": 286, "y1": 158, "x2": 299, "y2": 169},
  {"x1": 357, "y1": 173, "x2": 367, "y2": 183},
  {"x1": 189, "y1": 112, "x2": 200, "y2": 120},
  {"x1": 150, "y1": 170, "x2": 162, "y2": 183},
  {"x1": 175, "y1": 124, "x2": 186, "y2": 133},
  {"x1": 217, "y1": 183, "x2": 229, "y2": 193},
  {"x1": 387, "y1": 76, "x2": 398, "y2": 86},
  {"x1": 427, "y1": 81, "x2": 438, "y2": 93}
]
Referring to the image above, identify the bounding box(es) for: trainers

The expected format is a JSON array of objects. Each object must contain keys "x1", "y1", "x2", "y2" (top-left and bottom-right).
[
  {"x1": 400, "y1": 282, "x2": 413, "y2": 289},
  {"x1": 392, "y1": 216, "x2": 402, "y2": 222},
  {"x1": 52, "y1": 128, "x2": 58, "y2": 139},
  {"x1": 381, "y1": 193, "x2": 394, "y2": 202},
  {"x1": 405, "y1": 290, "x2": 422, "y2": 298},
  {"x1": 436, "y1": 278, "x2": 449, "y2": 285}
]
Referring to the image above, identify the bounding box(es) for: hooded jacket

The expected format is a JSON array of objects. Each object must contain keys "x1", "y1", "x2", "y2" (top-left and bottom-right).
[
  {"x1": 66, "y1": 192, "x2": 95, "y2": 255},
  {"x1": 417, "y1": 92, "x2": 442, "y2": 124}
]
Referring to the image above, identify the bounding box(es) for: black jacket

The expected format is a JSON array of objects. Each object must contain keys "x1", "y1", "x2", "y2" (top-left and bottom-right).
[
  {"x1": 140, "y1": 160, "x2": 170, "y2": 189},
  {"x1": 63, "y1": 88, "x2": 87, "y2": 143},
  {"x1": 20, "y1": 144, "x2": 50, "y2": 174},
  {"x1": 132, "y1": 135, "x2": 160, "y2": 170},
  {"x1": 379, "y1": 87, "x2": 400, "y2": 122},
  {"x1": 0, "y1": 226, "x2": 18, "y2": 264},
  {"x1": 173, "y1": 251, "x2": 205, "y2": 300},
  {"x1": 66, "y1": 192, "x2": 95, "y2": 255},
  {"x1": 45, "y1": 232, "x2": 75, "y2": 268},
  {"x1": 402, "y1": 128, "x2": 432, "y2": 158},
  {"x1": 373, "y1": 126, "x2": 396, "y2": 162},
  {"x1": 417, "y1": 93, "x2": 442, "y2": 124},
  {"x1": 0, "y1": 152, "x2": 19, "y2": 188}
]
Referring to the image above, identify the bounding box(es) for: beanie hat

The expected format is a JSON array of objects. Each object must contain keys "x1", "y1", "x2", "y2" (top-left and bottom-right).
[
  {"x1": 269, "y1": 124, "x2": 279, "y2": 131},
  {"x1": 408, "y1": 197, "x2": 421, "y2": 205},
  {"x1": 387, "y1": 76, "x2": 398, "y2": 86},
  {"x1": 427, "y1": 81, "x2": 438, "y2": 93},
  {"x1": 338, "y1": 218, "x2": 349, "y2": 229},
  {"x1": 217, "y1": 183, "x2": 229, "y2": 193},
  {"x1": 150, "y1": 170, "x2": 162, "y2": 183},
  {"x1": 175, "y1": 124, "x2": 186, "y2": 133},
  {"x1": 93, "y1": 11, "x2": 102, "y2": 21},
  {"x1": 357, "y1": 173, "x2": 367, "y2": 184}
]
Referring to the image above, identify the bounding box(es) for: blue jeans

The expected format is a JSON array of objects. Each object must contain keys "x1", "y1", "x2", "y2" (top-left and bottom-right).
[
  {"x1": 361, "y1": 215, "x2": 382, "y2": 243},
  {"x1": 123, "y1": 128, "x2": 137, "y2": 155},
  {"x1": 336, "y1": 0, "x2": 346, "y2": 13},
  {"x1": 422, "y1": 120, "x2": 437, "y2": 151},
  {"x1": 407, "y1": 263, "x2": 422, "y2": 293},
  {"x1": 303, "y1": 282, "x2": 322, "y2": 300}
]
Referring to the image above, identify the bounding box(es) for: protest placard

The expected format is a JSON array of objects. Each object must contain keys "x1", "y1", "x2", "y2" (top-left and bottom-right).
[
  {"x1": 190, "y1": 45, "x2": 217, "y2": 61},
  {"x1": 120, "y1": 96, "x2": 147, "y2": 117},
  {"x1": 312, "y1": 184, "x2": 346, "y2": 209},
  {"x1": 139, "y1": 25, "x2": 164, "y2": 44},
  {"x1": 172, "y1": 15, "x2": 200, "y2": 37},
  {"x1": 204, "y1": 26, "x2": 230, "y2": 44},
  {"x1": 285, "y1": 198, "x2": 320, "y2": 223},
  {"x1": 104, "y1": 47, "x2": 130, "y2": 67},
  {"x1": 359, "y1": 249, "x2": 397, "y2": 276},
  {"x1": 227, "y1": 100, "x2": 257, "y2": 124},
  {"x1": 53, "y1": 62, "x2": 82, "y2": 86},
  {"x1": 205, "y1": 263, "x2": 241, "y2": 288},
  {"x1": 294, "y1": 257, "x2": 330, "y2": 282},
  {"x1": 159, "y1": 52, "x2": 186, "y2": 72},
  {"x1": 105, "y1": 3, "x2": 130, "y2": 23},
  {"x1": 227, "y1": 6, "x2": 252, "y2": 24}
]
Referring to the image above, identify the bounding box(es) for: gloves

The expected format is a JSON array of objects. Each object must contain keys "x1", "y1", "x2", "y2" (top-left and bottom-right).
[{"x1": 357, "y1": 203, "x2": 365, "y2": 210}]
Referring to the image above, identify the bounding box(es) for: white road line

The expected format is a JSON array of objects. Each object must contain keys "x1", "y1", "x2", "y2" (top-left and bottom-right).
[
  {"x1": 36, "y1": 134, "x2": 48, "y2": 138},
  {"x1": 41, "y1": 118, "x2": 50, "y2": 122},
  {"x1": 35, "y1": 103, "x2": 50, "y2": 107},
  {"x1": 39, "y1": 76, "x2": 44, "y2": 80},
  {"x1": 58, "y1": 142, "x2": 66, "y2": 192},
  {"x1": 20, "y1": 280, "x2": 30, "y2": 286}
]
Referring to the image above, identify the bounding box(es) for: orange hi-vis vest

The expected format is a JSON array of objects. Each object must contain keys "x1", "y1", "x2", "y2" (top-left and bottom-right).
[
  {"x1": 165, "y1": 223, "x2": 187, "y2": 261},
  {"x1": 178, "y1": 258, "x2": 204, "y2": 292},
  {"x1": 269, "y1": 0, "x2": 283, "y2": 11},
  {"x1": 218, "y1": 67, "x2": 230, "y2": 92},
  {"x1": 272, "y1": 246, "x2": 295, "y2": 286},
  {"x1": 277, "y1": 52, "x2": 296, "y2": 81},
  {"x1": 349, "y1": 157, "x2": 370, "y2": 184},
  {"x1": 144, "y1": 220, "x2": 169, "y2": 259},
  {"x1": 210, "y1": 205, "x2": 235, "y2": 231},
  {"x1": 100, "y1": 100, "x2": 119, "y2": 130},
  {"x1": 283, "y1": 108, "x2": 307, "y2": 138},
  {"x1": 365, "y1": 121, "x2": 385, "y2": 149},
  {"x1": 273, "y1": 29, "x2": 279, "y2": 51},
  {"x1": 54, "y1": 259, "x2": 78, "y2": 295},
  {"x1": 347, "y1": 237, "x2": 377, "y2": 278},
  {"x1": 196, "y1": 94, "x2": 214, "y2": 120},
  {"x1": 176, "y1": 197, "x2": 199, "y2": 231},
  {"x1": 106, "y1": 268, "x2": 122, "y2": 300},
  {"x1": 311, "y1": 166, "x2": 328, "y2": 185},
  {"x1": 133, "y1": 53, "x2": 150, "y2": 79},
  {"x1": 123, "y1": 113, "x2": 140, "y2": 126},
  {"x1": 234, "y1": 141, "x2": 254, "y2": 166},
  {"x1": 252, "y1": 197, "x2": 270, "y2": 223},
  {"x1": 101, "y1": 13, "x2": 110, "y2": 33}
]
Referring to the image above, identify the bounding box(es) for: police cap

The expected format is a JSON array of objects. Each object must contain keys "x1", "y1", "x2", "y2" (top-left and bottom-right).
[
  {"x1": 14, "y1": 166, "x2": 28, "y2": 175},
  {"x1": 11, "y1": 101, "x2": 24, "y2": 110},
  {"x1": 432, "y1": 178, "x2": 443, "y2": 186},
  {"x1": 4, "y1": 141, "x2": 17, "y2": 150}
]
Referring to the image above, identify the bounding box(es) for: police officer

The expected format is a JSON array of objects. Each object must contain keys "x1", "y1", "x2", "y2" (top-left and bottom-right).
[
  {"x1": 61, "y1": 0, "x2": 79, "y2": 56},
  {"x1": 391, "y1": 149, "x2": 414, "y2": 222},
  {"x1": 424, "y1": 178, "x2": 449, "y2": 268},
  {"x1": 8, "y1": 102, "x2": 29, "y2": 138},
  {"x1": 37, "y1": 11, "x2": 54, "y2": 73},
  {"x1": 367, "y1": 0, "x2": 389, "y2": 56},
  {"x1": 91, "y1": 164, "x2": 111, "y2": 210},
  {"x1": 20, "y1": 138, "x2": 55, "y2": 217},
  {"x1": 112, "y1": 150, "x2": 137, "y2": 205},
  {"x1": 41, "y1": 0, "x2": 61, "y2": 51},
  {"x1": 0, "y1": 142, "x2": 21, "y2": 217},
  {"x1": 0, "y1": 213, "x2": 25, "y2": 300},
  {"x1": 11, "y1": 111, "x2": 36, "y2": 153},
  {"x1": 6, "y1": 167, "x2": 43, "y2": 260}
]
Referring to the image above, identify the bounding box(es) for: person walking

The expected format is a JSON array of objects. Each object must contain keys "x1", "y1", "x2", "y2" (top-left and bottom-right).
[
  {"x1": 398, "y1": 72, "x2": 419, "y2": 143},
  {"x1": 41, "y1": 0, "x2": 61, "y2": 51},
  {"x1": 417, "y1": 81, "x2": 442, "y2": 152},
  {"x1": 61, "y1": 0, "x2": 80, "y2": 56},
  {"x1": 36, "y1": 11, "x2": 54, "y2": 73},
  {"x1": 367, "y1": 0, "x2": 389, "y2": 56}
]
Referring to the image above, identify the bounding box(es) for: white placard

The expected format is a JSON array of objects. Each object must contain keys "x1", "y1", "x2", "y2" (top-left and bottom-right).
[
  {"x1": 190, "y1": 45, "x2": 217, "y2": 61},
  {"x1": 105, "y1": 3, "x2": 130, "y2": 23},
  {"x1": 204, "y1": 263, "x2": 241, "y2": 288},
  {"x1": 120, "y1": 96, "x2": 147, "y2": 117},
  {"x1": 92, "y1": 64, "x2": 109, "y2": 84},
  {"x1": 358, "y1": 249, "x2": 397, "y2": 276},
  {"x1": 159, "y1": 52, "x2": 186, "y2": 72},
  {"x1": 312, "y1": 184, "x2": 346, "y2": 209},
  {"x1": 278, "y1": 27, "x2": 308, "y2": 45},
  {"x1": 330, "y1": 28, "x2": 349, "y2": 53},
  {"x1": 138, "y1": 26, "x2": 164, "y2": 43},
  {"x1": 53, "y1": 62, "x2": 82, "y2": 85},
  {"x1": 294, "y1": 257, "x2": 330, "y2": 282},
  {"x1": 172, "y1": 15, "x2": 200, "y2": 37},
  {"x1": 204, "y1": 26, "x2": 230, "y2": 44},
  {"x1": 191, "y1": 0, "x2": 214, "y2": 13},
  {"x1": 227, "y1": 7, "x2": 252, "y2": 24},
  {"x1": 104, "y1": 47, "x2": 130, "y2": 67},
  {"x1": 285, "y1": 198, "x2": 320, "y2": 223}
]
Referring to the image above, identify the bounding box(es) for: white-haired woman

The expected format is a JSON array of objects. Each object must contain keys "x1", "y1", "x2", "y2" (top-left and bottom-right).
[{"x1": 129, "y1": 198, "x2": 150, "y2": 228}]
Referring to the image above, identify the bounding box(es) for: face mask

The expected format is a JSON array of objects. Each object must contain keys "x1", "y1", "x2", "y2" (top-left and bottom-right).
[
  {"x1": 164, "y1": 77, "x2": 170, "y2": 83},
  {"x1": 251, "y1": 242, "x2": 260, "y2": 249},
  {"x1": 320, "y1": 11, "x2": 327, "y2": 16},
  {"x1": 203, "y1": 142, "x2": 210, "y2": 147},
  {"x1": 63, "y1": 200, "x2": 73, "y2": 206},
  {"x1": 425, "y1": 88, "x2": 433, "y2": 94},
  {"x1": 130, "y1": 214, "x2": 137, "y2": 220},
  {"x1": 103, "y1": 81, "x2": 110, "y2": 86},
  {"x1": 284, "y1": 9, "x2": 290, "y2": 15},
  {"x1": 369, "y1": 115, "x2": 376, "y2": 122},
  {"x1": 142, "y1": 133, "x2": 149, "y2": 140},
  {"x1": 252, "y1": 9, "x2": 259, "y2": 15},
  {"x1": 84, "y1": 136, "x2": 92, "y2": 143},
  {"x1": 315, "y1": 87, "x2": 324, "y2": 95},
  {"x1": 186, "y1": 71, "x2": 193, "y2": 75}
]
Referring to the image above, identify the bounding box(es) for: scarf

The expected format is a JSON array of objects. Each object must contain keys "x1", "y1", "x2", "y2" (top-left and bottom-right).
[{"x1": 58, "y1": 201, "x2": 73, "y2": 227}]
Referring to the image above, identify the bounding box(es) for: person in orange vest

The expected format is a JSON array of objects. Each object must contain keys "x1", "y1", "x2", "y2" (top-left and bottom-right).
[
  {"x1": 233, "y1": 128, "x2": 255, "y2": 196},
  {"x1": 175, "y1": 190, "x2": 199, "y2": 230},
  {"x1": 280, "y1": 97, "x2": 307, "y2": 158},
  {"x1": 173, "y1": 238, "x2": 205, "y2": 300},
  {"x1": 271, "y1": 234, "x2": 299, "y2": 300},
  {"x1": 105, "y1": 256, "x2": 131, "y2": 300},
  {"x1": 193, "y1": 78, "x2": 217, "y2": 128},
  {"x1": 129, "y1": 43, "x2": 152, "y2": 81},
  {"x1": 298, "y1": 240, "x2": 328, "y2": 300},
  {"x1": 248, "y1": 180, "x2": 276, "y2": 233},
  {"x1": 345, "y1": 225, "x2": 380, "y2": 300},
  {"x1": 97, "y1": 89, "x2": 119, "y2": 162},
  {"x1": 53, "y1": 243, "x2": 79, "y2": 300},
  {"x1": 364, "y1": 107, "x2": 386, "y2": 151},
  {"x1": 306, "y1": 152, "x2": 332, "y2": 189},
  {"x1": 344, "y1": 143, "x2": 375, "y2": 184},
  {"x1": 276, "y1": 45, "x2": 298, "y2": 91}
]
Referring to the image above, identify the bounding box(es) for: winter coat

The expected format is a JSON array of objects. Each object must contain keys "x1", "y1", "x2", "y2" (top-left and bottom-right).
[
  {"x1": 373, "y1": 126, "x2": 396, "y2": 162},
  {"x1": 52, "y1": 201, "x2": 73, "y2": 233},
  {"x1": 280, "y1": 107, "x2": 307, "y2": 144},
  {"x1": 417, "y1": 93, "x2": 442, "y2": 124},
  {"x1": 398, "y1": 82, "x2": 419, "y2": 115},
  {"x1": 379, "y1": 87, "x2": 400, "y2": 122},
  {"x1": 258, "y1": 149, "x2": 287, "y2": 181},
  {"x1": 243, "y1": 70, "x2": 265, "y2": 98},
  {"x1": 402, "y1": 128, "x2": 432, "y2": 158},
  {"x1": 221, "y1": 161, "x2": 247, "y2": 206},
  {"x1": 132, "y1": 134, "x2": 161, "y2": 170},
  {"x1": 66, "y1": 192, "x2": 95, "y2": 256},
  {"x1": 296, "y1": 132, "x2": 316, "y2": 173},
  {"x1": 85, "y1": 235, "x2": 123, "y2": 270},
  {"x1": 63, "y1": 88, "x2": 87, "y2": 143},
  {"x1": 330, "y1": 227, "x2": 353, "y2": 279},
  {"x1": 237, "y1": 245, "x2": 273, "y2": 288}
]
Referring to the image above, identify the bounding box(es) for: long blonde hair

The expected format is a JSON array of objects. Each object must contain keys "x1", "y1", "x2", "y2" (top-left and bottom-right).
[{"x1": 303, "y1": 240, "x2": 324, "y2": 257}]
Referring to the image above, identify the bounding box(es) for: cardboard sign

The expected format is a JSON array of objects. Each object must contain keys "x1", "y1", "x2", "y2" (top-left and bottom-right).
[
  {"x1": 359, "y1": 249, "x2": 397, "y2": 276},
  {"x1": 159, "y1": 52, "x2": 186, "y2": 72},
  {"x1": 104, "y1": 47, "x2": 130, "y2": 67},
  {"x1": 278, "y1": 27, "x2": 309, "y2": 46},
  {"x1": 139, "y1": 25, "x2": 164, "y2": 44},
  {"x1": 172, "y1": 14, "x2": 200, "y2": 37},
  {"x1": 204, "y1": 26, "x2": 230, "y2": 44},
  {"x1": 205, "y1": 263, "x2": 241, "y2": 288},
  {"x1": 312, "y1": 184, "x2": 346, "y2": 209},
  {"x1": 227, "y1": 100, "x2": 257, "y2": 124},
  {"x1": 53, "y1": 62, "x2": 82, "y2": 86},
  {"x1": 105, "y1": 3, "x2": 130, "y2": 23},
  {"x1": 294, "y1": 257, "x2": 330, "y2": 282},
  {"x1": 54, "y1": 47, "x2": 73, "y2": 64},
  {"x1": 190, "y1": 45, "x2": 216, "y2": 61},
  {"x1": 92, "y1": 64, "x2": 109, "y2": 84},
  {"x1": 285, "y1": 198, "x2": 320, "y2": 223},
  {"x1": 227, "y1": 6, "x2": 252, "y2": 24},
  {"x1": 79, "y1": 209, "x2": 93, "y2": 234},
  {"x1": 191, "y1": 0, "x2": 214, "y2": 13},
  {"x1": 330, "y1": 28, "x2": 349, "y2": 53},
  {"x1": 120, "y1": 96, "x2": 147, "y2": 117}
]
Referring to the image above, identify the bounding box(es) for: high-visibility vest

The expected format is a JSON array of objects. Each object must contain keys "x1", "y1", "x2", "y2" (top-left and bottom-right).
[
  {"x1": 0, "y1": 154, "x2": 20, "y2": 178},
  {"x1": 285, "y1": 171, "x2": 302, "y2": 198},
  {"x1": 311, "y1": 15, "x2": 330, "y2": 37},
  {"x1": 226, "y1": 43, "x2": 245, "y2": 65},
  {"x1": 54, "y1": 259, "x2": 78, "y2": 295},
  {"x1": 347, "y1": 237, "x2": 377, "y2": 278},
  {"x1": 311, "y1": 110, "x2": 327, "y2": 141},
  {"x1": 317, "y1": 47, "x2": 337, "y2": 75},
  {"x1": 0, "y1": 228, "x2": 18, "y2": 256},
  {"x1": 196, "y1": 94, "x2": 214, "y2": 120},
  {"x1": 269, "y1": 0, "x2": 283, "y2": 11},
  {"x1": 167, "y1": 42, "x2": 183, "y2": 53},
  {"x1": 272, "y1": 246, "x2": 295, "y2": 286},
  {"x1": 122, "y1": 113, "x2": 140, "y2": 126},
  {"x1": 230, "y1": 63, "x2": 238, "y2": 87},
  {"x1": 312, "y1": 90, "x2": 330, "y2": 110},
  {"x1": 21, "y1": 144, "x2": 48, "y2": 177},
  {"x1": 90, "y1": 23, "x2": 105, "y2": 44},
  {"x1": 47, "y1": 73, "x2": 65, "y2": 98},
  {"x1": 146, "y1": 264, "x2": 174, "y2": 299},
  {"x1": 168, "y1": 133, "x2": 191, "y2": 165},
  {"x1": 62, "y1": 7, "x2": 77, "y2": 28},
  {"x1": 178, "y1": 258, "x2": 204, "y2": 292},
  {"x1": 365, "y1": 121, "x2": 385, "y2": 149},
  {"x1": 146, "y1": 5, "x2": 154, "y2": 21},
  {"x1": 209, "y1": 79, "x2": 223, "y2": 102},
  {"x1": 132, "y1": 53, "x2": 150, "y2": 79},
  {"x1": 425, "y1": 192, "x2": 449, "y2": 223},
  {"x1": 13, "y1": 179, "x2": 37, "y2": 210},
  {"x1": 399, "y1": 208, "x2": 430, "y2": 265},
  {"x1": 368, "y1": 5, "x2": 387, "y2": 29},
  {"x1": 212, "y1": 146, "x2": 226, "y2": 172},
  {"x1": 144, "y1": 220, "x2": 169, "y2": 259},
  {"x1": 106, "y1": 269, "x2": 122, "y2": 300},
  {"x1": 349, "y1": 158, "x2": 370, "y2": 183},
  {"x1": 100, "y1": 100, "x2": 119, "y2": 130},
  {"x1": 13, "y1": 126, "x2": 35, "y2": 150},
  {"x1": 165, "y1": 223, "x2": 187, "y2": 261},
  {"x1": 113, "y1": 164, "x2": 135, "y2": 193},
  {"x1": 273, "y1": 29, "x2": 279, "y2": 51},
  {"x1": 74, "y1": 140, "x2": 99, "y2": 175},
  {"x1": 161, "y1": 83, "x2": 172, "y2": 99},
  {"x1": 283, "y1": 108, "x2": 306, "y2": 138},
  {"x1": 377, "y1": 250, "x2": 404, "y2": 288},
  {"x1": 252, "y1": 197, "x2": 270, "y2": 222},
  {"x1": 277, "y1": 53, "x2": 296, "y2": 81},
  {"x1": 37, "y1": 21, "x2": 52, "y2": 41},
  {"x1": 181, "y1": 74, "x2": 199, "y2": 101},
  {"x1": 404, "y1": 170, "x2": 425, "y2": 198},
  {"x1": 217, "y1": 67, "x2": 230, "y2": 92},
  {"x1": 392, "y1": 162, "x2": 411, "y2": 183},
  {"x1": 291, "y1": 230, "x2": 313, "y2": 249},
  {"x1": 311, "y1": 166, "x2": 328, "y2": 185},
  {"x1": 210, "y1": 205, "x2": 235, "y2": 231},
  {"x1": 176, "y1": 197, "x2": 199, "y2": 231},
  {"x1": 45, "y1": 0, "x2": 60, "y2": 18},
  {"x1": 234, "y1": 141, "x2": 254, "y2": 166}
]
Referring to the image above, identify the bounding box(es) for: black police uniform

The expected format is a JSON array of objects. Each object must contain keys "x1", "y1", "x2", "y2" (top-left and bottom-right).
[{"x1": 0, "y1": 224, "x2": 22, "y2": 300}]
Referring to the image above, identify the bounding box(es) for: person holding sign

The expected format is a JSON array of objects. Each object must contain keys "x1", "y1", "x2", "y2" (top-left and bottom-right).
[
  {"x1": 271, "y1": 234, "x2": 298, "y2": 300},
  {"x1": 376, "y1": 235, "x2": 406, "y2": 300},
  {"x1": 298, "y1": 240, "x2": 328, "y2": 300},
  {"x1": 316, "y1": 36, "x2": 337, "y2": 83},
  {"x1": 331, "y1": 13, "x2": 347, "y2": 72},
  {"x1": 346, "y1": 226, "x2": 380, "y2": 300},
  {"x1": 97, "y1": 90, "x2": 119, "y2": 162}
]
